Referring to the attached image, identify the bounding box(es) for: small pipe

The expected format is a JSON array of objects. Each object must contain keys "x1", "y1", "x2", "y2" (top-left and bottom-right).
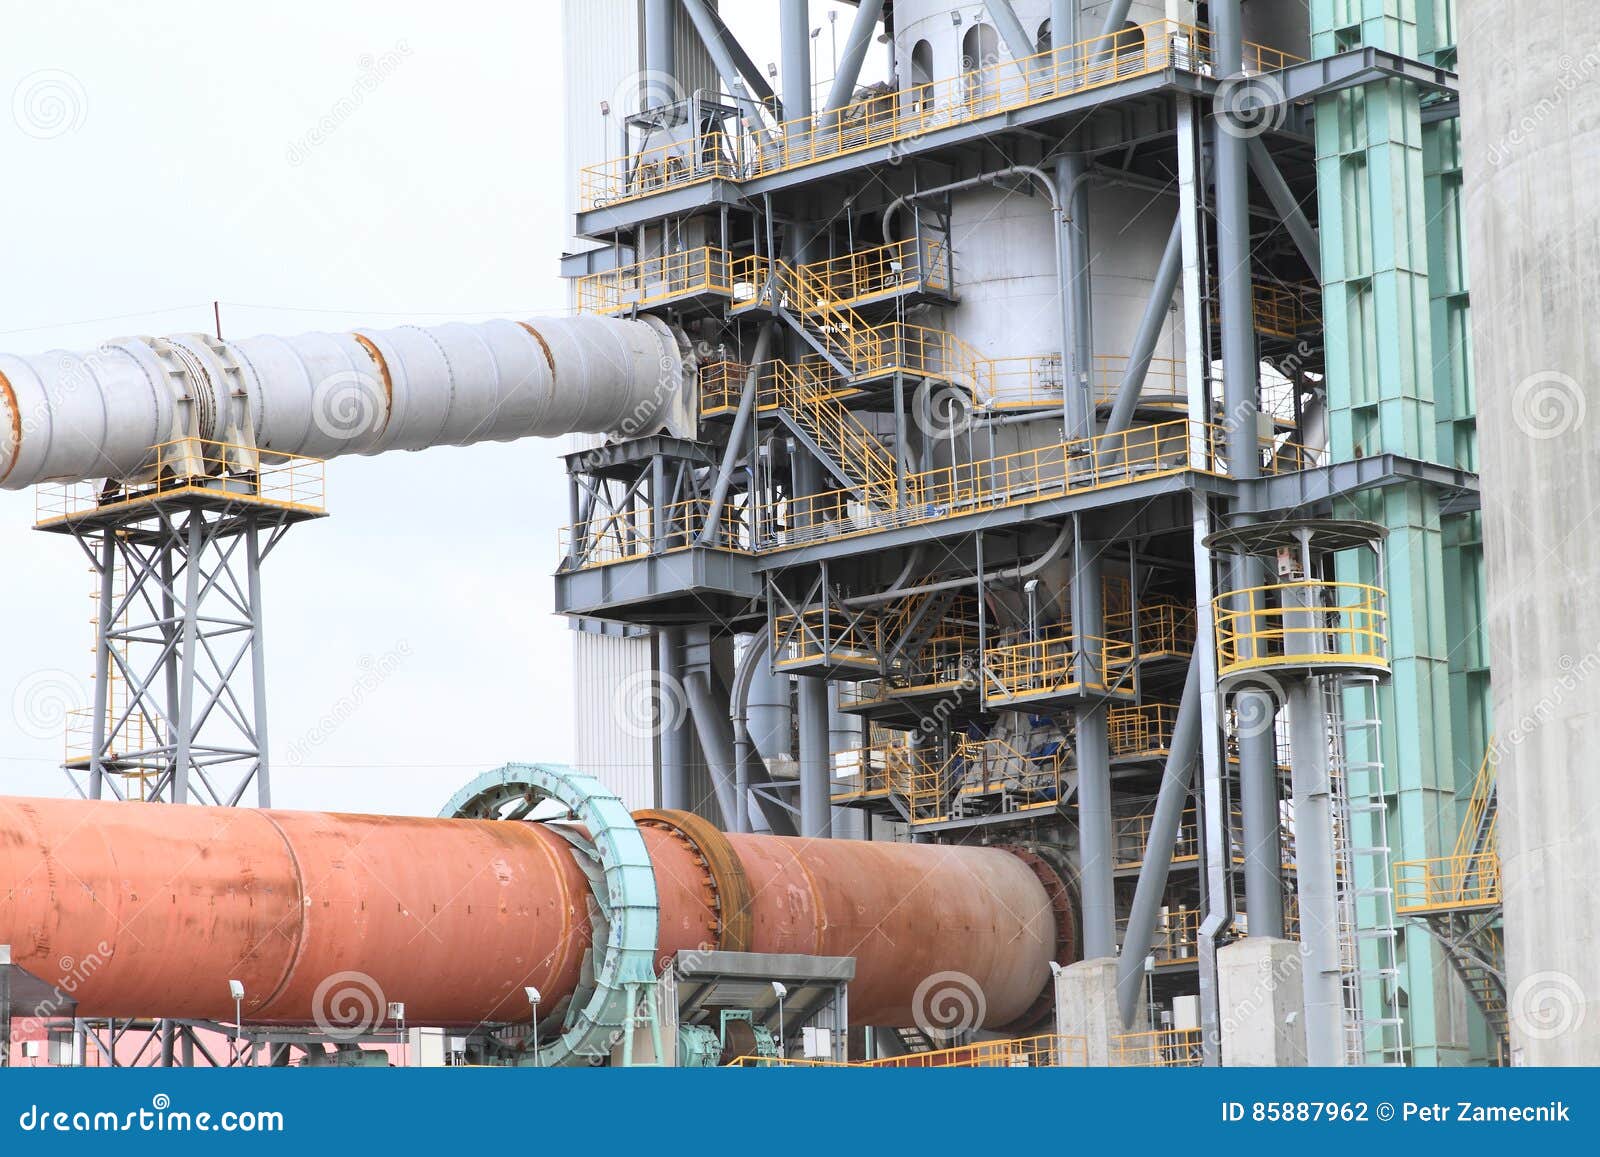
[{"x1": 839, "y1": 518, "x2": 1072, "y2": 608}]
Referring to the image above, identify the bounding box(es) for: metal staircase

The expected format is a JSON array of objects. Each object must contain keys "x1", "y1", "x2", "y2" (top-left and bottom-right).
[
  {"x1": 770, "y1": 361, "x2": 900, "y2": 508},
  {"x1": 1393, "y1": 747, "x2": 1506, "y2": 1060},
  {"x1": 1326, "y1": 675, "x2": 1407, "y2": 1065}
]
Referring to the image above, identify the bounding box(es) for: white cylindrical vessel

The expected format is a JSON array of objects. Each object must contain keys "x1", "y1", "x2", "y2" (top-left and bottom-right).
[{"x1": 0, "y1": 314, "x2": 692, "y2": 488}]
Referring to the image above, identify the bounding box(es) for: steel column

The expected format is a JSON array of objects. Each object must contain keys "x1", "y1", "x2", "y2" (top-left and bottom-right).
[
  {"x1": 1115, "y1": 655, "x2": 1202, "y2": 1025},
  {"x1": 798, "y1": 675, "x2": 831, "y2": 839},
  {"x1": 658, "y1": 627, "x2": 688, "y2": 810},
  {"x1": 1213, "y1": 0, "x2": 1260, "y2": 480},
  {"x1": 1107, "y1": 218, "x2": 1181, "y2": 435},
  {"x1": 822, "y1": 0, "x2": 885, "y2": 115},
  {"x1": 1288, "y1": 678, "x2": 1346, "y2": 1065}
]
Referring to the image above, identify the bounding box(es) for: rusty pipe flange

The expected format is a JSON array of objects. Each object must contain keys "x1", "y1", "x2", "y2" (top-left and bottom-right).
[
  {"x1": 633, "y1": 809, "x2": 754, "y2": 955},
  {"x1": 996, "y1": 843, "x2": 1078, "y2": 1034}
]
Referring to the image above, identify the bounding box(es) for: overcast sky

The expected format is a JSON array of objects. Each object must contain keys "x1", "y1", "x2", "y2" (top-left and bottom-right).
[{"x1": 0, "y1": 1, "x2": 878, "y2": 816}]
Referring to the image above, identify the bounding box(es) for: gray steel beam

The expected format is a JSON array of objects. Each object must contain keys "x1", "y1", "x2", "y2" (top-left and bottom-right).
[
  {"x1": 798, "y1": 675, "x2": 832, "y2": 838},
  {"x1": 658, "y1": 627, "x2": 689, "y2": 810},
  {"x1": 245, "y1": 522, "x2": 271, "y2": 808},
  {"x1": 683, "y1": 670, "x2": 741, "y2": 827},
  {"x1": 1107, "y1": 218, "x2": 1181, "y2": 436},
  {"x1": 1116, "y1": 655, "x2": 1202, "y2": 1024},
  {"x1": 1238, "y1": 683, "x2": 1284, "y2": 937},
  {"x1": 780, "y1": 0, "x2": 812, "y2": 122},
  {"x1": 1074, "y1": 543, "x2": 1115, "y2": 959},
  {"x1": 700, "y1": 325, "x2": 772, "y2": 545},
  {"x1": 645, "y1": 0, "x2": 675, "y2": 84},
  {"x1": 1057, "y1": 151, "x2": 1094, "y2": 439},
  {"x1": 680, "y1": 0, "x2": 772, "y2": 143},
  {"x1": 1287, "y1": 677, "x2": 1346, "y2": 1065},
  {"x1": 985, "y1": 0, "x2": 1037, "y2": 62},
  {"x1": 1247, "y1": 138, "x2": 1321, "y2": 280},
  {"x1": 1213, "y1": 0, "x2": 1259, "y2": 481},
  {"x1": 703, "y1": 4, "x2": 781, "y2": 117},
  {"x1": 1051, "y1": 0, "x2": 1079, "y2": 50},
  {"x1": 822, "y1": 0, "x2": 885, "y2": 115}
]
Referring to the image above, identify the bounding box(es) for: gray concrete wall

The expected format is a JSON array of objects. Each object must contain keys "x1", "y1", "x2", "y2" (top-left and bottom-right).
[{"x1": 1459, "y1": 0, "x2": 1600, "y2": 1065}]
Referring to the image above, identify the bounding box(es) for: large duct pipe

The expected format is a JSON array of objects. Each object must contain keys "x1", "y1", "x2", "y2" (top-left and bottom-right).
[
  {"x1": 0, "y1": 314, "x2": 692, "y2": 489},
  {"x1": 0, "y1": 794, "x2": 1067, "y2": 1031}
]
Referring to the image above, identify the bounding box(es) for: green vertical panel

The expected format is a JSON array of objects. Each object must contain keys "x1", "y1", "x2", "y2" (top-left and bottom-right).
[
  {"x1": 1422, "y1": 0, "x2": 1495, "y2": 1064},
  {"x1": 1314, "y1": 0, "x2": 1475, "y2": 1066}
]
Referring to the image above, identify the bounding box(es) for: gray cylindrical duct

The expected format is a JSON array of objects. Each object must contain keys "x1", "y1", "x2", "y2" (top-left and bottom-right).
[
  {"x1": 746, "y1": 653, "x2": 793, "y2": 764},
  {"x1": 828, "y1": 682, "x2": 864, "y2": 755},
  {"x1": 0, "y1": 314, "x2": 692, "y2": 489}
]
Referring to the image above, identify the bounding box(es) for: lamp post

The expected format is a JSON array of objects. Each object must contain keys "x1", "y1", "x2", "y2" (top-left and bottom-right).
[
  {"x1": 771, "y1": 980, "x2": 788, "y2": 1059},
  {"x1": 227, "y1": 980, "x2": 244, "y2": 1066},
  {"x1": 525, "y1": 986, "x2": 542, "y2": 1066},
  {"x1": 388, "y1": 1002, "x2": 406, "y2": 1067}
]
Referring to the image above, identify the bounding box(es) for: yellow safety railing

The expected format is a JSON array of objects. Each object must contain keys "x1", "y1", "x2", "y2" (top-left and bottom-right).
[
  {"x1": 581, "y1": 20, "x2": 1303, "y2": 209},
  {"x1": 1394, "y1": 745, "x2": 1500, "y2": 914},
  {"x1": 773, "y1": 606, "x2": 880, "y2": 670},
  {"x1": 1106, "y1": 596, "x2": 1197, "y2": 659},
  {"x1": 1394, "y1": 856, "x2": 1502, "y2": 914},
  {"x1": 1113, "y1": 808, "x2": 1247, "y2": 869},
  {"x1": 832, "y1": 743, "x2": 916, "y2": 800},
  {"x1": 766, "y1": 419, "x2": 1215, "y2": 550},
  {"x1": 36, "y1": 440, "x2": 326, "y2": 526},
  {"x1": 731, "y1": 1033, "x2": 1088, "y2": 1068},
  {"x1": 574, "y1": 245, "x2": 735, "y2": 314},
  {"x1": 1213, "y1": 580, "x2": 1389, "y2": 678},
  {"x1": 560, "y1": 496, "x2": 754, "y2": 568},
  {"x1": 701, "y1": 359, "x2": 864, "y2": 419},
  {"x1": 983, "y1": 625, "x2": 1137, "y2": 704},
  {"x1": 1115, "y1": 907, "x2": 1203, "y2": 966},
  {"x1": 799, "y1": 236, "x2": 952, "y2": 308},
  {"x1": 1110, "y1": 1027, "x2": 1205, "y2": 1067},
  {"x1": 953, "y1": 737, "x2": 1068, "y2": 803},
  {"x1": 1108, "y1": 702, "x2": 1183, "y2": 758}
]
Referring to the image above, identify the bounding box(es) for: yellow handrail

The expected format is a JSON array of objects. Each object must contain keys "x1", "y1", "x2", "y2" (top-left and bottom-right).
[
  {"x1": 581, "y1": 20, "x2": 1304, "y2": 209},
  {"x1": 35, "y1": 439, "x2": 326, "y2": 527},
  {"x1": 1110, "y1": 1027, "x2": 1205, "y2": 1067},
  {"x1": 730, "y1": 1033, "x2": 1087, "y2": 1068},
  {"x1": 1213, "y1": 580, "x2": 1390, "y2": 678},
  {"x1": 574, "y1": 245, "x2": 734, "y2": 314}
]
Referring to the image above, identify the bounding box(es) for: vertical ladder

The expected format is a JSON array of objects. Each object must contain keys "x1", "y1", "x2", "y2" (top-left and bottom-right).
[{"x1": 1326, "y1": 675, "x2": 1407, "y2": 1065}]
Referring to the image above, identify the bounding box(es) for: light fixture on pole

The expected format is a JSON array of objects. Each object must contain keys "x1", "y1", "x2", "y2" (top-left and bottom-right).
[
  {"x1": 227, "y1": 979, "x2": 244, "y2": 1064},
  {"x1": 525, "y1": 986, "x2": 542, "y2": 1066},
  {"x1": 771, "y1": 980, "x2": 788, "y2": 1057},
  {"x1": 388, "y1": 1002, "x2": 406, "y2": 1066}
]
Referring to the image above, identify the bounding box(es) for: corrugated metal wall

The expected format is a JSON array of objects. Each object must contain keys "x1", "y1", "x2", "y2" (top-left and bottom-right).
[
  {"x1": 571, "y1": 626, "x2": 659, "y2": 811},
  {"x1": 560, "y1": 1, "x2": 717, "y2": 810}
]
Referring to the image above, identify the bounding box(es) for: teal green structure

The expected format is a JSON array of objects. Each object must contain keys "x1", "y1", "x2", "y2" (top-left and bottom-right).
[{"x1": 1310, "y1": 0, "x2": 1492, "y2": 1065}]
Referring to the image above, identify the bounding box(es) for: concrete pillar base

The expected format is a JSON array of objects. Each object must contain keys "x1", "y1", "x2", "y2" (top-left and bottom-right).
[
  {"x1": 1055, "y1": 957, "x2": 1148, "y2": 1066},
  {"x1": 1218, "y1": 937, "x2": 1307, "y2": 1066}
]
